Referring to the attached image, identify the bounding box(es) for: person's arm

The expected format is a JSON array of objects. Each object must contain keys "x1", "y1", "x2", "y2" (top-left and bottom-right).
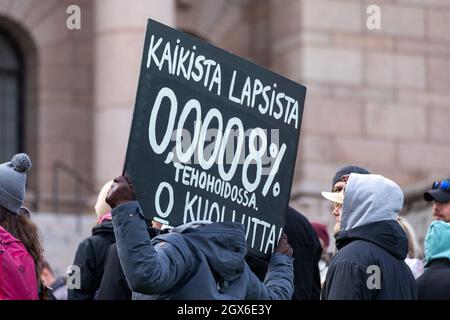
[
  {"x1": 111, "y1": 201, "x2": 192, "y2": 294},
  {"x1": 245, "y1": 234, "x2": 294, "y2": 300},
  {"x1": 106, "y1": 176, "x2": 192, "y2": 295}
]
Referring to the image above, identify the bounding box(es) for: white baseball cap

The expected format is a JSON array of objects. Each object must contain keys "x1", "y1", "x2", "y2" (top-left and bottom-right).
[{"x1": 321, "y1": 189, "x2": 344, "y2": 204}]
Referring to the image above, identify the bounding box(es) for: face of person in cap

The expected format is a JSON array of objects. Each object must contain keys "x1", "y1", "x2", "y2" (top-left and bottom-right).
[
  {"x1": 321, "y1": 189, "x2": 345, "y2": 234},
  {"x1": 424, "y1": 179, "x2": 450, "y2": 222},
  {"x1": 433, "y1": 202, "x2": 450, "y2": 222}
]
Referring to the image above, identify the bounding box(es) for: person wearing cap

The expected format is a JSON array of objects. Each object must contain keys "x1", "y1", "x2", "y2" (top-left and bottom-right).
[
  {"x1": 415, "y1": 179, "x2": 450, "y2": 299},
  {"x1": 424, "y1": 178, "x2": 450, "y2": 222},
  {"x1": 68, "y1": 180, "x2": 116, "y2": 300},
  {"x1": 321, "y1": 173, "x2": 417, "y2": 300},
  {"x1": 329, "y1": 165, "x2": 370, "y2": 234},
  {"x1": 0, "y1": 153, "x2": 43, "y2": 300},
  {"x1": 416, "y1": 220, "x2": 450, "y2": 299}
]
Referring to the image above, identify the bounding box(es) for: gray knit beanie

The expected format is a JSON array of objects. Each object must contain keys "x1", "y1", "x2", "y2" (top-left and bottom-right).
[{"x1": 0, "y1": 153, "x2": 32, "y2": 214}]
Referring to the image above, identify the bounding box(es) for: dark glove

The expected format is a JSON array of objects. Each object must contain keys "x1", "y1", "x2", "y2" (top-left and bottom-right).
[
  {"x1": 106, "y1": 175, "x2": 136, "y2": 209},
  {"x1": 274, "y1": 233, "x2": 293, "y2": 257}
]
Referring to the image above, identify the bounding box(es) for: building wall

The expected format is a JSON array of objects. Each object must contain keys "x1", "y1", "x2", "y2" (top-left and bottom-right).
[
  {"x1": 0, "y1": 0, "x2": 176, "y2": 213},
  {"x1": 0, "y1": 0, "x2": 95, "y2": 213},
  {"x1": 178, "y1": 0, "x2": 450, "y2": 243},
  {"x1": 93, "y1": 0, "x2": 175, "y2": 190},
  {"x1": 1, "y1": 0, "x2": 449, "y2": 267},
  {"x1": 289, "y1": 0, "x2": 450, "y2": 240},
  {"x1": 294, "y1": 0, "x2": 450, "y2": 192}
]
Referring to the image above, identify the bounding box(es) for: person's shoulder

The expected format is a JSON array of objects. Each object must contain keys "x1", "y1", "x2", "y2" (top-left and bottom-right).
[
  {"x1": 285, "y1": 207, "x2": 314, "y2": 230},
  {"x1": 77, "y1": 231, "x2": 113, "y2": 253},
  {"x1": 326, "y1": 258, "x2": 368, "y2": 283},
  {"x1": 153, "y1": 232, "x2": 190, "y2": 252},
  {"x1": 0, "y1": 226, "x2": 14, "y2": 241},
  {"x1": 416, "y1": 266, "x2": 450, "y2": 298},
  {"x1": 334, "y1": 240, "x2": 379, "y2": 262},
  {"x1": 76, "y1": 235, "x2": 95, "y2": 248},
  {"x1": 417, "y1": 263, "x2": 450, "y2": 282},
  {"x1": 153, "y1": 232, "x2": 196, "y2": 268},
  {"x1": 286, "y1": 206, "x2": 307, "y2": 221},
  {"x1": 86, "y1": 233, "x2": 112, "y2": 246}
]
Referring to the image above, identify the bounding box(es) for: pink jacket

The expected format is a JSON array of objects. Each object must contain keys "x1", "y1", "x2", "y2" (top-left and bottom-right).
[{"x1": 0, "y1": 226, "x2": 38, "y2": 300}]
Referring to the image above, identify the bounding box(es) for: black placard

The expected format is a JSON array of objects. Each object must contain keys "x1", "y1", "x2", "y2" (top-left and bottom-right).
[{"x1": 124, "y1": 19, "x2": 306, "y2": 261}]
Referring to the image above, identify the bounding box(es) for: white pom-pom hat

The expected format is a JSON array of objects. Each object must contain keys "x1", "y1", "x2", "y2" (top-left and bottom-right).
[{"x1": 0, "y1": 153, "x2": 32, "y2": 214}]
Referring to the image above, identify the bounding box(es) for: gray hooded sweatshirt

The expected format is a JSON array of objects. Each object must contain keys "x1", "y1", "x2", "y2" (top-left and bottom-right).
[
  {"x1": 322, "y1": 173, "x2": 417, "y2": 300},
  {"x1": 340, "y1": 173, "x2": 403, "y2": 232}
]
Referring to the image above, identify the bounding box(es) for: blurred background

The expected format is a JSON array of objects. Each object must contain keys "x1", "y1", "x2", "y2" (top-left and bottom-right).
[{"x1": 0, "y1": 0, "x2": 449, "y2": 275}]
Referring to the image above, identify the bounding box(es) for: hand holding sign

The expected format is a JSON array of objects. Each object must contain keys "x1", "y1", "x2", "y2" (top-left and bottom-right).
[
  {"x1": 274, "y1": 233, "x2": 293, "y2": 257},
  {"x1": 106, "y1": 176, "x2": 136, "y2": 209}
]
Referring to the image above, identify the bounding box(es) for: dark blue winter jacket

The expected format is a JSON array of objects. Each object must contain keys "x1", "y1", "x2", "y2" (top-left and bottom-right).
[
  {"x1": 111, "y1": 201, "x2": 294, "y2": 300},
  {"x1": 322, "y1": 174, "x2": 417, "y2": 300}
]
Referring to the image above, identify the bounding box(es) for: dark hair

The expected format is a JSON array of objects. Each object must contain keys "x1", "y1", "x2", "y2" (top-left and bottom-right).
[{"x1": 0, "y1": 206, "x2": 43, "y2": 285}]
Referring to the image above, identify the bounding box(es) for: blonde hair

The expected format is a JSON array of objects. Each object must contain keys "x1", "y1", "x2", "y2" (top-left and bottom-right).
[
  {"x1": 397, "y1": 216, "x2": 422, "y2": 259},
  {"x1": 94, "y1": 181, "x2": 113, "y2": 219}
]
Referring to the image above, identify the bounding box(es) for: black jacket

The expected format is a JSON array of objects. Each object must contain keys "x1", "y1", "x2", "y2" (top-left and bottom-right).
[
  {"x1": 95, "y1": 243, "x2": 132, "y2": 300},
  {"x1": 246, "y1": 206, "x2": 322, "y2": 300},
  {"x1": 416, "y1": 259, "x2": 450, "y2": 300},
  {"x1": 95, "y1": 227, "x2": 165, "y2": 300},
  {"x1": 322, "y1": 220, "x2": 417, "y2": 300},
  {"x1": 68, "y1": 219, "x2": 115, "y2": 300}
]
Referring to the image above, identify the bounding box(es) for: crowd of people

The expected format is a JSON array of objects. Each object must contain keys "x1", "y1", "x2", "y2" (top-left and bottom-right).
[{"x1": 0, "y1": 153, "x2": 449, "y2": 300}]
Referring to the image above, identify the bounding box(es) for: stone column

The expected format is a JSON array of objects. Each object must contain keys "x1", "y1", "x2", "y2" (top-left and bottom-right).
[{"x1": 93, "y1": 0, "x2": 175, "y2": 188}]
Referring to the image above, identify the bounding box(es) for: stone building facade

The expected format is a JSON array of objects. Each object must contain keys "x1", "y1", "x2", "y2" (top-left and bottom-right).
[{"x1": 1, "y1": 0, "x2": 449, "y2": 270}]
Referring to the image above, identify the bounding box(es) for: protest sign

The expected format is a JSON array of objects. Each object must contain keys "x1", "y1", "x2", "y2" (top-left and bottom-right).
[{"x1": 125, "y1": 19, "x2": 306, "y2": 260}]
